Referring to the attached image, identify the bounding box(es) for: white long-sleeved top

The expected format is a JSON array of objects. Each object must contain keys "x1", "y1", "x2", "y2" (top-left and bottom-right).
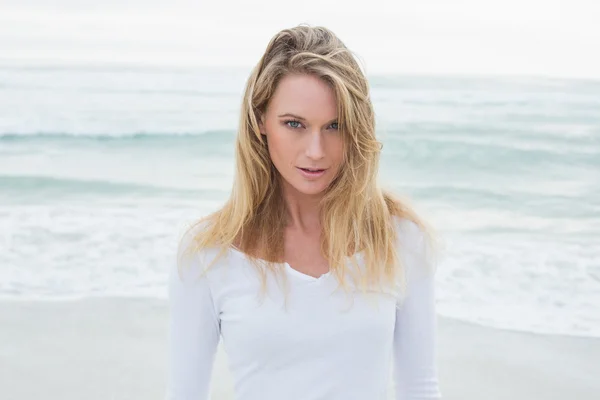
[{"x1": 166, "y1": 217, "x2": 442, "y2": 400}]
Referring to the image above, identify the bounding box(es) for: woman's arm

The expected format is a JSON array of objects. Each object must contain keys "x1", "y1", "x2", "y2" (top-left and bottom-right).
[
  {"x1": 165, "y1": 237, "x2": 220, "y2": 400},
  {"x1": 393, "y1": 220, "x2": 442, "y2": 399}
]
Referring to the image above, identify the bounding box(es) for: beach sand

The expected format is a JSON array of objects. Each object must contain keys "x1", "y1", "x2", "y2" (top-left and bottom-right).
[{"x1": 1, "y1": 298, "x2": 598, "y2": 400}]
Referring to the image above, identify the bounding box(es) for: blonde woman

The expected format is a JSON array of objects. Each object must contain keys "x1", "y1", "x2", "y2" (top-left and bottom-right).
[{"x1": 167, "y1": 25, "x2": 443, "y2": 400}]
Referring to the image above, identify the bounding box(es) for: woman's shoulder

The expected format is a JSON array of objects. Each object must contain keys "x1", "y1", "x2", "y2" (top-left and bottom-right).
[
  {"x1": 391, "y1": 214, "x2": 443, "y2": 278},
  {"x1": 175, "y1": 220, "x2": 229, "y2": 276},
  {"x1": 391, "y1": 215, "x2": 426, "y2": 249}
]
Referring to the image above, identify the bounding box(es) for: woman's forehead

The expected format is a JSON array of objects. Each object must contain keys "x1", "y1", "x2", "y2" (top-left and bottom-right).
[{"x1": 268, "y1": 74, "x2": 338, "y2": 120}]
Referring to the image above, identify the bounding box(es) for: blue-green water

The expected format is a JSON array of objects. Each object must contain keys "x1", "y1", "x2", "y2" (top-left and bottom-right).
[{"x1": 1, "y1": 66, "x2": 599, "y2": 337}]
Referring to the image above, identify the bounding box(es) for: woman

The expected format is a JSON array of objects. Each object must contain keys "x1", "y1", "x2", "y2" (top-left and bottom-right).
[{"x1": 167, "y1": 24, "x2": 443, "y2": 399}]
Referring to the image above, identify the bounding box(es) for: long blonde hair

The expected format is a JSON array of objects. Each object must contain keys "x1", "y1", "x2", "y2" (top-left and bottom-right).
[{"x1": 179, "y1": 24, "x2": 440, "y2": 300}]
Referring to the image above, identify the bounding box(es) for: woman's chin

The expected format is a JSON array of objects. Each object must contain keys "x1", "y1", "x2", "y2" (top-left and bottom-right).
[{"x1": 288, "y1": 180, "x2": 330, "y2": 197}]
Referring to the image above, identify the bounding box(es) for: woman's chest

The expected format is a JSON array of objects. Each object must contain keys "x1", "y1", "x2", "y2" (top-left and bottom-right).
[{"x1": 210, "y1": 268, "x2": 398, "y2": 365}]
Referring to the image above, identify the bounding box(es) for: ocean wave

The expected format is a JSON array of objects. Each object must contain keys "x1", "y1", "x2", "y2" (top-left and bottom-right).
[
  {"x1": 0, "y1": 130, "x2": 234, "y2": 142},
  {"x1": 0, "y1": 175, "x2": 207, "y2": 196}
]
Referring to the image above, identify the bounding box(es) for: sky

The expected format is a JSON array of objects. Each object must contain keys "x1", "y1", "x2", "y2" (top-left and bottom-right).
[{"x1": 0, "y1": 0, "x2": 599, "y2": 79}]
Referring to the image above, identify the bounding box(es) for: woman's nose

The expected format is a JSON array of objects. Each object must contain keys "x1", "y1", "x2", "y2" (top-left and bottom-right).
[{"x1": 305, "y1": 130, "x2": 325, "y2": 160}]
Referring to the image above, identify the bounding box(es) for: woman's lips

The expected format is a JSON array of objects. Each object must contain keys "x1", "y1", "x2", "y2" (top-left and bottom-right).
[{"x1": 297, "y1": 167, "x2": 326, "y2": 179}]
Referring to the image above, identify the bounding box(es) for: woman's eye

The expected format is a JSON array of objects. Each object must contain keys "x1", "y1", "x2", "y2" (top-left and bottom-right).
[
  {"x1": 285, "y1": 120, "x2": 302, "y2": 129},
  {"x1": 284, "y1": 120, "x2": 338, "y2": 130}
]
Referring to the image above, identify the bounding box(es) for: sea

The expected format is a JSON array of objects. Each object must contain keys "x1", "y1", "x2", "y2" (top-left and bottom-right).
[{"x1": 0, "y1": 64, "x2": 599, "y2": 338}]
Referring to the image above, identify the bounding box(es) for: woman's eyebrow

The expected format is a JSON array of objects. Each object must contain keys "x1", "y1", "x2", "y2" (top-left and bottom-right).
[
  {"x1": 278, "y1": 113, "x2": 306, "y2": 120},
  {"x1": 277, "y1": 113, "x2": 338, "y2": 124}
]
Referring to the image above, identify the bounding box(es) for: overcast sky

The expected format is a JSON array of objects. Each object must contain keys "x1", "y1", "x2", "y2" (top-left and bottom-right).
[{"x1": 1, "y1": 0, "x2": 599, "y2": 79}]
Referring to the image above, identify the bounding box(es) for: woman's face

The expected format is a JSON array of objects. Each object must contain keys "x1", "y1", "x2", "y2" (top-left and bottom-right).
[{"x1": 259, "y1": 73, "x2": 344, "y2": 197}]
